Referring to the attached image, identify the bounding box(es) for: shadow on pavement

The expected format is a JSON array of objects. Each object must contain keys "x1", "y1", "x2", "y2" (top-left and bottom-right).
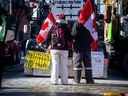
[
  {"x1": 74, "y1": 83, "x2": 128, "y2": 87},
  {"x1": 0, "y1": 92, "x2": 101, "y2": 96},
  {"x1": 0, "y1": 86, "x2": 30, "y2": 90}
]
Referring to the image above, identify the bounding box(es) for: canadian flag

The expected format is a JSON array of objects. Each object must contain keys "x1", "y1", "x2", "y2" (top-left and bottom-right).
[
  {"x1": 36, "y1": 12, "x2": 56, "y2": 44},
  {"x1": 79, "y1": 0, "x2": 98, "y2": 50}
]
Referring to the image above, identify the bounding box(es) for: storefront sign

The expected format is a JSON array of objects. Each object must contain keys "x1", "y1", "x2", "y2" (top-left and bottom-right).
[{"x1": 51, "y1": 0, "x2": 83, "y2": 21}]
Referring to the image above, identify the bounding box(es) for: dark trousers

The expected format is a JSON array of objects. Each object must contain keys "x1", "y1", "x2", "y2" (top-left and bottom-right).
[
  {"x1": 21, "y1": 40, "x2": 27, "y2": 56},
  {"x1": 0, "y1": 42, "x2": 6, "y2": 88},
  {"x1": 0, "y1": 58, "x2": 5, "y2": 88},
  {"x1": 73, "y1": 51, "x2": 94, "y2": 83}
]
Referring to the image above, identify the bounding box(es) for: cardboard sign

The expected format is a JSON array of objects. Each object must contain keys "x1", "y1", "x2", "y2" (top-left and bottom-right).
[
  {"x1": 24, "y1": 50, "x2": 51, "y2": 75},
  {"x1": 5, "y1": 30, "x2": 15, "y2": 42},
  {"x1": 91, "y1": 51, "x2": 106, "y2": 78}
]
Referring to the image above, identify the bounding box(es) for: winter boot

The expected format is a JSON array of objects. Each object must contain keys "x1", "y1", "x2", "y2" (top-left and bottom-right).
[
  {"x1": 74, "y1": 70, "x2": 81, "y2": 84},
  {"x1": 85, "y1": 69, "x2": 94, "y2": 84}
]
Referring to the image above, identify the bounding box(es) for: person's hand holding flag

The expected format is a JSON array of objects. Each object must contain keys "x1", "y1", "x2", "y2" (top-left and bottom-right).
[
  {"x1": 36, "y1": 12, "x2": 56, "y2": 44},
  {"x1": 78, "y1": 0, "x2": 98, "y2": 51}
]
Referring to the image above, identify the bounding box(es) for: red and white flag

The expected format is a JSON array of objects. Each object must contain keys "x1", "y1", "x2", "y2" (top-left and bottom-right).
[
  {"x1": 79, "y1": 0, "x2": 98, "y2": 50},
  {"x1": 36, "y1": 12, "x2": 56, "y2": 44}
]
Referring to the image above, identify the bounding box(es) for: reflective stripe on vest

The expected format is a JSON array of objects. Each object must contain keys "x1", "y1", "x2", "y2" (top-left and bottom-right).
[{"x1": 73, "y1": 68, "x2": 82, "y2": 70}]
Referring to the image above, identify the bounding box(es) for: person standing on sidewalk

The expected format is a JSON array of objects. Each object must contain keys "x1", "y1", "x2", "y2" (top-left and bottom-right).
[
  {"x1": 0, "y1": 5, "x2": 7, "y2": 88},
  {"x1": 47, "y1": 13, "x2": 72, "y2": 85},
  {"x1": 0, "y1": 42, "x2": 6, "y2": 88},
  {"x1": 71, "y1": 18, "x2": 94, "y2": 84}
]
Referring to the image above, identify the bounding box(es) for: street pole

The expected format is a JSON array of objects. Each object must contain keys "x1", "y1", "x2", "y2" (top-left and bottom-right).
[
  {"x1": 118, "y1": 0, "x2": 123, "y2": 16},
  {"x1": 9, "y1": 0, "x2": 12, "y2": 15},
  {"x1": 97, "y1": 0, "x2": 100, "y2": 13}
]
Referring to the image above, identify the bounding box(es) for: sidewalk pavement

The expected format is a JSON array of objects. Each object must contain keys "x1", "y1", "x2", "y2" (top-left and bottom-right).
[
  {"x1": 0, "y1": 72, "x2": 128, "y2": 96},
  {"x1": 0, "y1": 64, "x2": 128, "y2": 96}
]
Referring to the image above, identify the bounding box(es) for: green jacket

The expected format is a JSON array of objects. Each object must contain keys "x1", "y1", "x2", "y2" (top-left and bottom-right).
[{"x1": 0, "y1": 15, "x2": 6, "y2": 42}]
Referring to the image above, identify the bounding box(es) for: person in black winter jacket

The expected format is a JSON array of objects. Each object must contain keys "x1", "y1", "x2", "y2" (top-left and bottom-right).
[
  {"x1": 0, "y1": 5, "x2": 7, "y2": 88},
  {"x1": 71, "y1": 21, "x2": 94, "y2": 84}
]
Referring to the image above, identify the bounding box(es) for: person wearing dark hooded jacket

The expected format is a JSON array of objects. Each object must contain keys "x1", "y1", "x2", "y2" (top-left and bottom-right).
[
  {"x1": 71, "y1": 20, "x2": 94, "y2": 84},
  {"x1": 0, "y1": 5, "x2": 7, "y2": 88}
]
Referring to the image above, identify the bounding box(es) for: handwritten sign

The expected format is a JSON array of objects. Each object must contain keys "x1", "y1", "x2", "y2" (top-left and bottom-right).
[
  {"x1": 91, "y1": 51, "x2": 106, "y2": 78},
  {"x1": 24, "y1": 50, "x2": 51, "y2": 75}
]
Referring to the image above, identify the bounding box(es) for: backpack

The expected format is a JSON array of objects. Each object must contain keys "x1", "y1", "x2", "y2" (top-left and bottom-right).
[{"x1": 51, "y1": 22, "x2": 67, "y2": 49}]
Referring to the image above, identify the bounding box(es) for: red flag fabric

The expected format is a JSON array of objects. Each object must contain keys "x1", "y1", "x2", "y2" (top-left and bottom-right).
[
  {"x1": 36, "y1": 12, "x2": 56, "y2": 44},
  {"x1": 79, "y1": 0, "x2": 98, "y2": 50}
]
